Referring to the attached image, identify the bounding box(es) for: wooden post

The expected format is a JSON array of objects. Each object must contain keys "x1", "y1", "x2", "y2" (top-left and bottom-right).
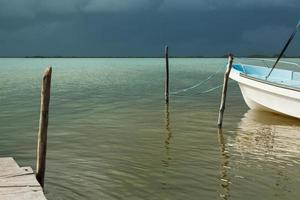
[
  {"x1": 36, "y1": 67, "x2": 52, "y2": 188},
  {"x1": 217, "y1": 55, "x2": 234, "y2": 127},
  {"x1": 165, "y1": 45, "x2": 169, "y2": 104}
]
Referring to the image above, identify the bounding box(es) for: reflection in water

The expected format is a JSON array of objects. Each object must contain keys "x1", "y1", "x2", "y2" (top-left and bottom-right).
[
  {"x1": 235, "y1": 110, "x2": 300, "y2": 162},
  {"x1": 217, "y1": 110, "x2": 300, "y2": 200},
  {"x1": 161, "y1": 103, "x2": 172, "y2": 190},
  {"x1": 234, "y1": 110, "x2": 300, "y2": 198},
  {"x1": 218, "y1": 128, "x2": 231, "y2": 200},
  {"x1": 165, "y1": 103, "x2": 172, "y2": 145}
]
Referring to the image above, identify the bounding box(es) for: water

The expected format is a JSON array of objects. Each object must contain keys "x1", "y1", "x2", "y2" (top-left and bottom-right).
[{"x1": 1, "y1": 58, "x2": 300, "y2": 200}]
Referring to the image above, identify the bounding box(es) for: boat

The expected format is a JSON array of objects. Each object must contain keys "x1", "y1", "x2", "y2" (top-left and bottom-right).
[
  {"x1": 229, "y1": 20, "x2": 300, "y2": 119},
  {"x1": 229, "y1": 61, "x2": 300, "y2": 119}
]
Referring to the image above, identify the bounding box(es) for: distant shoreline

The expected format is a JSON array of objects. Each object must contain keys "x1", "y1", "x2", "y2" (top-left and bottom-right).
[{"x1": 0, "y1": 55, "x2": 299, "y2": 58}]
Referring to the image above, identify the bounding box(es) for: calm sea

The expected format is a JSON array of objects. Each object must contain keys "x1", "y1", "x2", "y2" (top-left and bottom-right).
[{"x1": 1, "y1": 58, "x2": 300, "y2": 200}]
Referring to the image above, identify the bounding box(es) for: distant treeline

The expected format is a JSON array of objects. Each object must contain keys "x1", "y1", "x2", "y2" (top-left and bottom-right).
[
  {"x1": 0, "y1": 54, "x2": 299, "y2": 58},
  {"x1": 246, "y1": 54, "x2": 299, "y2": 58}
]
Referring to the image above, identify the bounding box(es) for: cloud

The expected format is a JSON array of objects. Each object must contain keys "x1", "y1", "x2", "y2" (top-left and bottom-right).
[
  {"x1": 0, "y1": 0, "x2": 299, "y2": 56},
  {"x1": 82, "y1": 0, "x2": 162, "y2": 13},
  {"x1": 37, "y1": 0, "x2": 85, "y2": 15},
  {"x1": 242, "y1": 26, "x2": 292, "y2": 44},
  {"x1": 0, "y1": 0, "x2": 87, "y2": 18},
  {"x1": 0, "y1": 0, "x2": 163, "y2": 18},
  {"x1": 0, "y1": 0, "x2": 298, "y2": 19},
  {"x1": 159, "y1": 0, "x2": 300, "y2": 11},
  {"x1": 241, "y1": 25, "x2": 295, "y2": 54},
  {"x1": 0, "y1": 0, "x2": 36, "y2": 18}
]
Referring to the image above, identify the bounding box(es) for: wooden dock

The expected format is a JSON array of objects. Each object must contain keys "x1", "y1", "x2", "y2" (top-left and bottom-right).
[
  {"x1": 0, "y1": 157, "x2": 47, "y2": 200},
  {"x1": 0, "y1": 67, "x2": 52, "y2": 199}
]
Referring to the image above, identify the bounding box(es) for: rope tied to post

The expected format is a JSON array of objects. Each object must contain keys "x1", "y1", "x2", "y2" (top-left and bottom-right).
[{"x1": 170, "y1": 66, "x2": 225, "y2": 96}]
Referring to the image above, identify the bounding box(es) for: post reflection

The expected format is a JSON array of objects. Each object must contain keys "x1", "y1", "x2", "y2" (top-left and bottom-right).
[
  {"x1": 218, "y1": 128, "x2": 231, "y2": 200},
  {"x1": 165, "y1": 103, "x2": 172, "y2": 145},
  {"x1": 161, "y1": 103, "x2": 172, "y2": 189},
  {"x1": 162, "y1": 103, "x2": 172, "y2": 167}
]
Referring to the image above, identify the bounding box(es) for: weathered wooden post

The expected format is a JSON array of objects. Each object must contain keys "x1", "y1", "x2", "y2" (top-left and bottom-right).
[
  {"x1": 36, "y1": 67, "x2": 52, "y2": 188},
  {"x1": 165, "y1": 45, "x2": 169, "y2": 104},
  {"x1": 217, "y1": 55, "x2": 234, "y2": 127}
]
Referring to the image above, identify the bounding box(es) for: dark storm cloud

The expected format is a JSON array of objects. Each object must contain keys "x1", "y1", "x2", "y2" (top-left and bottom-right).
[{"x1": 0, "y1": 0, "x2": 299, "y2": 57}]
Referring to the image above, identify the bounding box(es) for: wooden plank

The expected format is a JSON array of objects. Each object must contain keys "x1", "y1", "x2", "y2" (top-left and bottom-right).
[
  {"x1": 20, "y1": 167, "x2": 34, "y2": 174},
  {"x1": 0, "y1": 157, "x2": 47, "y2": 200},
  {"x1": 0, "y1": 174, "x2": 40, "y2": 187},
  {"x1": 0, "y1": 157, "x2": 27, "y2": 177},
  {"x1": 0, "y1": 187, "x2": 46, "y2": 200}
]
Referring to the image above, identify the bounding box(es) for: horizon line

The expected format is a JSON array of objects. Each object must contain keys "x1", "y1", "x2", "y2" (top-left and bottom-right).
[{"x1": 0, "y1": 54, "x2": 300, "y2": 59}]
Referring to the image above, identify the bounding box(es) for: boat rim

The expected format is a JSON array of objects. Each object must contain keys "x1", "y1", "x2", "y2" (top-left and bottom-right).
[
  {"x1": 239, "y1": 73, "x2": 300, "y2": 92},
  {"x1": 231, "y1": 63, "x2": 300, "y2": 92}
]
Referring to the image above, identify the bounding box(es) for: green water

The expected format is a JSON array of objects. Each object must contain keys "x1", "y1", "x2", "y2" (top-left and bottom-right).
[{"x1": 1, "y1": 58, "x2": 300, "y2": 200}]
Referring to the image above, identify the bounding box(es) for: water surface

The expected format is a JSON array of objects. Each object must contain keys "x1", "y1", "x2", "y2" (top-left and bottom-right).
[{"x1": 1, "y1": 58, "x2": 300, "y2": 199}]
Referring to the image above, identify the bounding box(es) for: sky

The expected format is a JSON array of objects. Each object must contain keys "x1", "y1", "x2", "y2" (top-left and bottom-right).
[{"x1": 0, "y1": 0, "x2": 299, "y2": 57}]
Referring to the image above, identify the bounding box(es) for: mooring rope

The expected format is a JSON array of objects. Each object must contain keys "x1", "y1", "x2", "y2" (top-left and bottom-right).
[
  {"x1": 199, "y1": 83, "x2": 224, "y2": 94},
  {"x1": 170, "y1": 66, "x2": 224, "y2": 95},
  {"x1": 172, "y1": 83, "x2": 225, "y2": 96}
]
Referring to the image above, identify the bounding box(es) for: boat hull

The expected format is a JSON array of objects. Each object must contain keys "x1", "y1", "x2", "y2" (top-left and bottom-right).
[{"x1": 230, "y1": 70, "x2": 300, "y2": 119}]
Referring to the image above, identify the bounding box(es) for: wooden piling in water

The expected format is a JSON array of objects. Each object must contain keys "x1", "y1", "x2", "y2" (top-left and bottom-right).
[
  {"x1": 165, "y1": 45, "x2": 169, "y2": 104},
  {"x1": 217, "y1": 55, "x2": 234, "y2": 128},
  {"x1": 36, "y1": 67, "x2": 52, "y2": 188}
]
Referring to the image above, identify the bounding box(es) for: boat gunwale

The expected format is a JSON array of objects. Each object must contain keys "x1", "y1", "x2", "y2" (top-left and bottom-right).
[
  {"x1": 231, "y1": 63, "x2": 300, "y2": 92},
  {"x1": 239, "y1": 73, "x2": 300, "y2": 93}
]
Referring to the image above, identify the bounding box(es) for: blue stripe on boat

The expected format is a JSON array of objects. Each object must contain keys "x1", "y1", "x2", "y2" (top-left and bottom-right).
[{"x1": 232, "y1": 64, "x2": 300, "y2": 88}]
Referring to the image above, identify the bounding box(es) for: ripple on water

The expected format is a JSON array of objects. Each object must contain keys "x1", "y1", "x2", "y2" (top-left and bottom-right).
[{"x1": 1, "y1": 58, "x2": 300, "y2": 200}]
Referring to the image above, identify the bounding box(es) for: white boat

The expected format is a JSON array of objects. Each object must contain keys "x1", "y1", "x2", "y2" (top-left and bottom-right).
[
  {"x1": 229, "y1": 60, "x2": 300, "y2": 119},
  {"x1": 229, "y1": 20, "x2": 300, "y2": 119}
]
